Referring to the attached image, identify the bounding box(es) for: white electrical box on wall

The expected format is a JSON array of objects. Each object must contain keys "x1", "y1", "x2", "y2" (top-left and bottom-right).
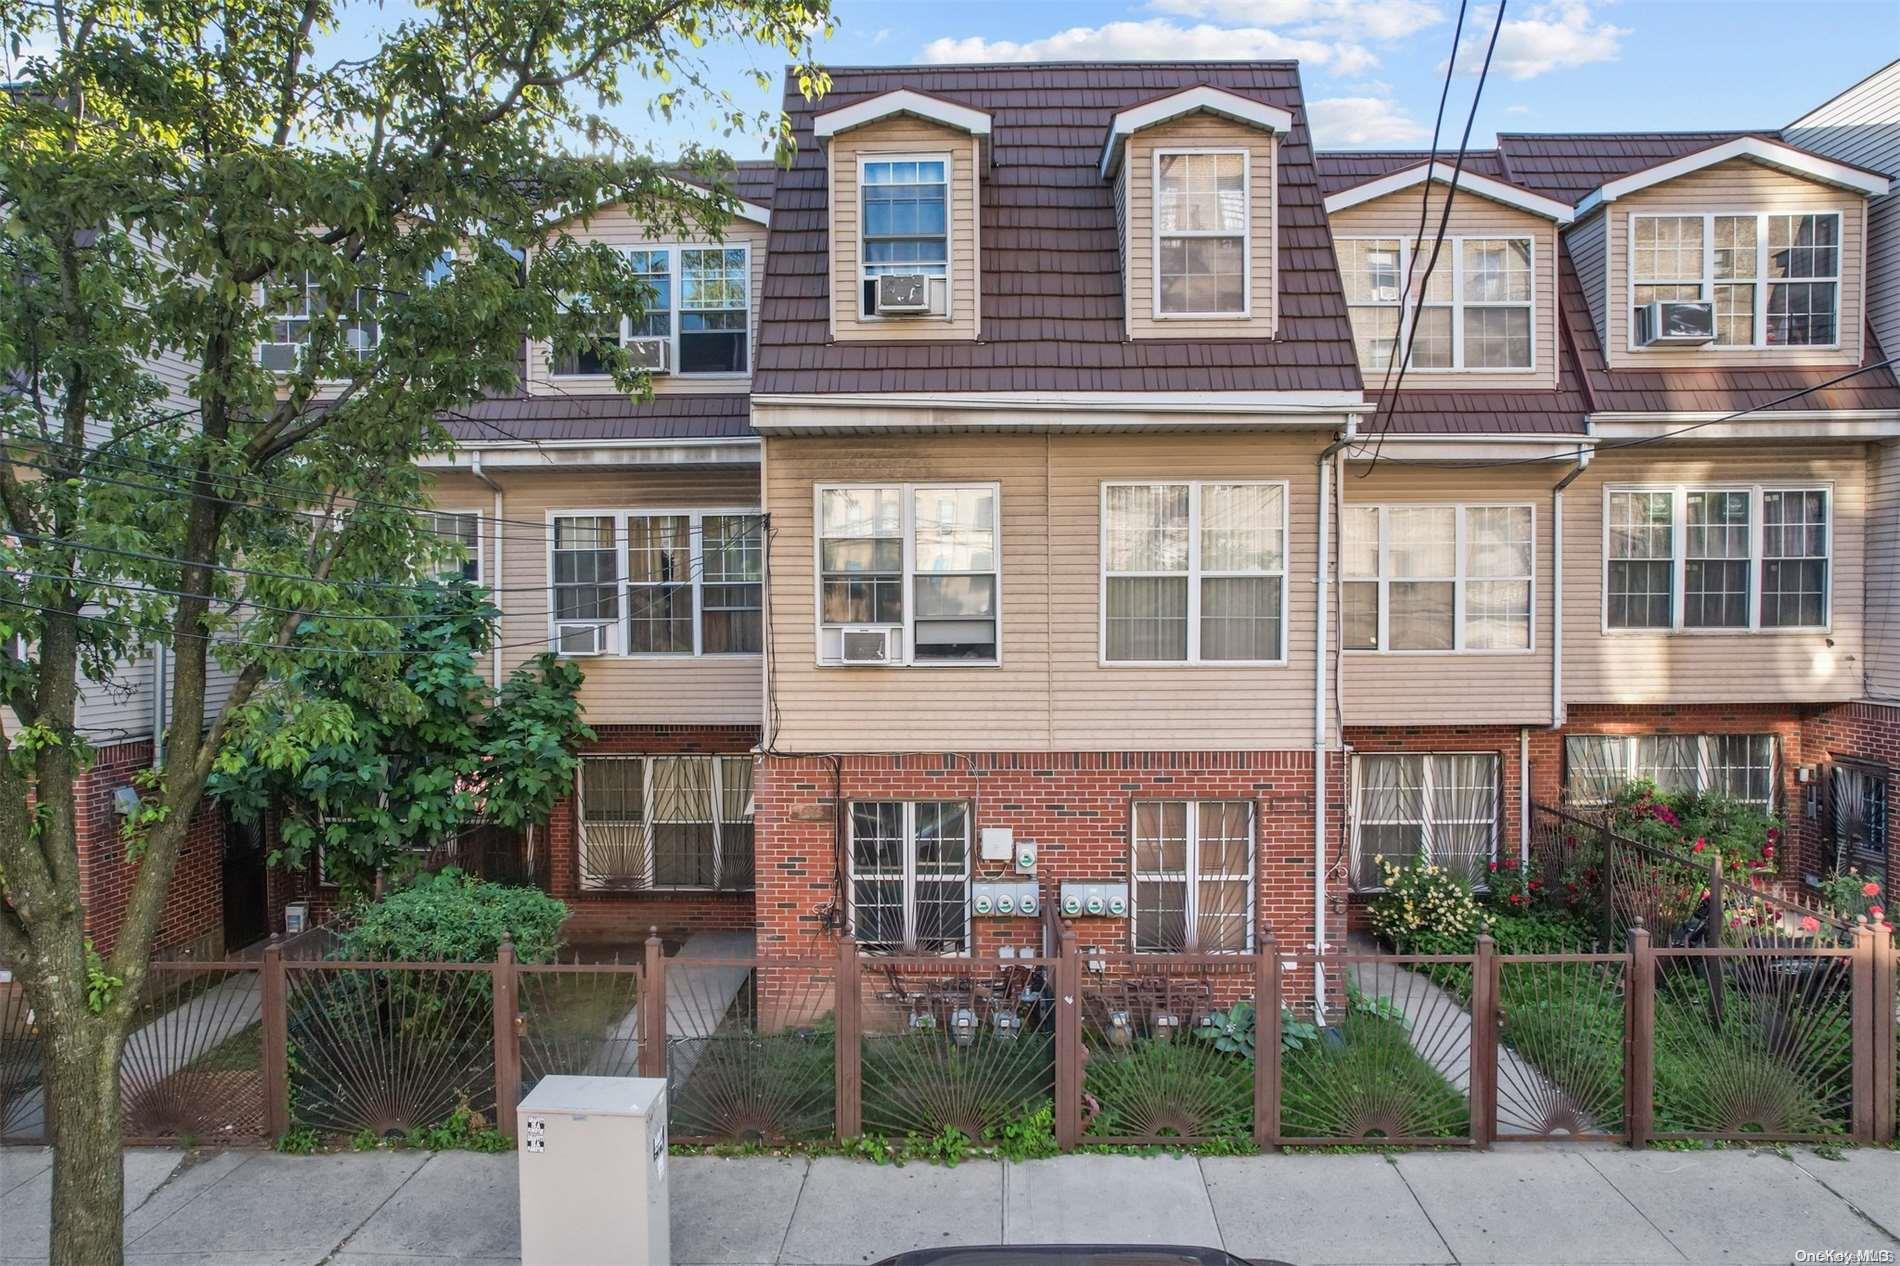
[
  {"x1": 518, "y1": 1075, "x2": 670, "y2": 1266},
  {"x1": 980, "y1": 826, "x2": 1014, "y2": 862}
]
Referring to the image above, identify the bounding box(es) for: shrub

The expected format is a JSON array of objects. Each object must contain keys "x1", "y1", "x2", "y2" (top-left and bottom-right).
[
  {"x1": 1816, "y1": 867, "x2": 1886, "y2": 924},
  {"x1": 336, "y1": 870, "x2": 567, "y2": 963},
  {"x1": 1366, "y1": 857, "x2": 1479, "y2": 948},
  {"x1": 1606, "y1": 781, "x2": 1782, "y2": 875}
]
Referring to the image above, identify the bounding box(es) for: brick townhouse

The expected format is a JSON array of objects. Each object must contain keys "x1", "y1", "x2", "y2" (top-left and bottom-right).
[{"x1": 32, "y1": 57, "x2": 1900, "y2": 977}]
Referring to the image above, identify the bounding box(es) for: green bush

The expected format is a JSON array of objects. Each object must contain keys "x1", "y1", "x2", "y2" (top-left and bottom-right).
[
  {"x1": 1367, "y1": 857, "x2": 1480, "y2": 947},
  {"x1": 337, "y1": 870, "x2": 567, "y2": 963}
]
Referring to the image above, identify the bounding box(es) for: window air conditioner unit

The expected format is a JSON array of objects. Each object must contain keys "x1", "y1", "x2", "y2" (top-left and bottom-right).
[
  {"x1": 260, "y1": 342, "x2": 300, "y2": 372},
  {"x1": 625, "y1": 336, "x2": 670, "y2": 373},
  {"x1": 1637, "y1": 300, "x2": 1716, "y2": 346},
  {"x1": 839, "y1": 626, "x2": 900, "y2": 665},
  {"x1": 556, "y1": 623, "x2": 607, "y2": 656},
  {"x1": 874, "y1": 272, "x2": 931, "y2": 315}
]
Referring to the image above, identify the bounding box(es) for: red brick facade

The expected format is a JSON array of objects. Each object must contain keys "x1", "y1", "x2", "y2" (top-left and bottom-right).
[
  {"x1": 753, "y1": 749, "x2": 1349, "y2": 960},
  {"x1": 74, "y1": 740, "x2": 225, "y2": 960}
]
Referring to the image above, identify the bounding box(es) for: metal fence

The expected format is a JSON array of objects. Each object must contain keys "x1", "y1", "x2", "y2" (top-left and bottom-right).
[{"x1": 2, "y1": 923, "x2": 1895, "y2": 1152}]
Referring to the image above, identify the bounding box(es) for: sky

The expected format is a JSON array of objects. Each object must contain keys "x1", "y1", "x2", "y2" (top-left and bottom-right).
[{"x1": 596, "y1": 0, "x2": 1900, "y2": 160}]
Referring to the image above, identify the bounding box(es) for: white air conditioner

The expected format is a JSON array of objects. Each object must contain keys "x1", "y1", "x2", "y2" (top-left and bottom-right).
[
  {"x1": 839, "y1": 626, "x2": 900, "y2": 665},
  {"x1": 556, "y1": 623, "x2": 607, "y2": 656},
  {"x1": 875, "y1": 272, "x2": 932, "y2": 315},
  {"x1": 1637, "y1": 300, "x2": 1716, "y2": 346},
  {"x1": 260, "y1": 342, "x2": 301, "y2": 372},
  {"x1": 625, "y1": 336, "x2": 671, "y2": 373}
]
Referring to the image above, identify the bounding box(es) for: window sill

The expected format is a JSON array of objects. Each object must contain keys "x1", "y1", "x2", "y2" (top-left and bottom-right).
[
  {"x1": 1598, "y1": 626, "x2": 1832, "y2": 638},
  {"x1": 1344, "y1": 648, "x2": 1537, "y2": 657},
  {"x1": 816, "y1": 660, "x2": 1002, "y2": 670},
  {"x1": 1096, "y1": 658, "x2": 1290, "y2": 669}
]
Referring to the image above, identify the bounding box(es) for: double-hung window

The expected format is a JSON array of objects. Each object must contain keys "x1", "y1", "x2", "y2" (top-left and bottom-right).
[
  {"x1": 1630, "y1": 212, "x2": 1841, "y2": 348},
  {"x1": 1131, "y1": 800, "x2": 1254, "y2": 953},
  {"x1": 425, "y1": 511, "x2": 482, "y2": 583},
  {"x1": 860, "y1": 158, "x2": 949, "y2": 316},
  {"x1": 1335, "y1": 238, "x2": 1532, "y2": 372},
  {"x1": 1342, "y1": 504, "x2": 1533, "y2": 652},
  {"x1": 1605, "y1": 486, "x2": 1830, "y2": 632},
  {"x1": 1102, "y1": 481, "x2": 1286, "y2": 664},
  {"x1": 1351, "y1": 753, "x2": 1499, "y2": 889},
  {"x1": 1155, "y1": 150, "x2": 1248, "y2": 316},
  {"x1": 1564, "y1": 734, "x2": 1777, "y2": 813},
  {"x1": 848, "y1": 801, "x2": 970, "y2": 954},
  {"x1": 551, "y1": 510, "x2": 763, "y2": 657},
  {"x1": 553, "y1": 245, "x2": 749, "y2": 376},
  {"x1": 577, "y1": 754, "x2": 755, "y2": 891},
  {"x1": 261, "y1": 271, "x2": 379, "y2": 372},
  {"x1": 817, "y1": 485, "x2": 999, "y2": 665}
]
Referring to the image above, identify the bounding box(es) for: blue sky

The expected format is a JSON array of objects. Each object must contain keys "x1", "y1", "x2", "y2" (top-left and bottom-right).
[{"x1": 613, "y1": 0, "x2": 1900, "y2": 159}]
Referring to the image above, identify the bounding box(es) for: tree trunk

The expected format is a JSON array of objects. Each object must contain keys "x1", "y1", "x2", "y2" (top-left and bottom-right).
[{"x1": 45, "y1": 1012, "x2": 127, "y2": 1266}]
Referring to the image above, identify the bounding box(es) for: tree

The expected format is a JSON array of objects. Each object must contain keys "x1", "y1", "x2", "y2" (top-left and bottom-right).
[
  {"x1": 0, "y1": 1, "x2": 829, "y2": 1260},
  {"x1": 209, "y1": 579, "x2": 593, "y2": 896}
]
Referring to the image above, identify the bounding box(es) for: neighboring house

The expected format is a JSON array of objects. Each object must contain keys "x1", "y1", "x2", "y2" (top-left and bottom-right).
[{"x1": 52, "y1": 58, "x2": 1900, "y2": 972}]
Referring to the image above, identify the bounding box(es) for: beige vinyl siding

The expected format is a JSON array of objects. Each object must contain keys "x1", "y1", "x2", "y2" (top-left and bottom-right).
[
  {"x1": 1328, "y1": 187, "x2": 1558, "y2": 389},
  {"x1": 1559, "y1": 443, "x2": 1867, "y2": 705},
  {"x1": 1124, "y1": 115, "x2": 1277, "y2": 340},
  {"x1": 1565, "y1": 210, "x2": 1608, "y2": 346},
  {"x1": 1865, "y1": 439, "x2": 1900, "y2": 702},
  {"x1": 827, "y1": 118, "x2": 979, "y2": 342},
  {"x1": 1604, "y1": 159, "x2": 1867, "y2": 368},
  {"x1": 430, "y1": 467, "x2": 763, "y2": 727},
  {"x1": 762, "y1": 430, "x2": 1330, "y2": 752},
  {"x1": 1340, "y1": 464, "x2": 1555, "y2": 726},
  {"x1": 523, "y1": 204, "x2": 768, "y2": 395},
  {"x1": 1786, "y1": 61, "x2": 1900, "y2": 367}
]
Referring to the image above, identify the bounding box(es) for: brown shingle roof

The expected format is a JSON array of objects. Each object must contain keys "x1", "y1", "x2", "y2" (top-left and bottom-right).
[
  {"x1": 754, "y1": 62, "x2": 1362, "y2": 396},
  {"x1": 442, "y1": 393, "x2": 755, "y2": 444},
  {"x1": 1493, "y1": 130, "x2": 1781, "y2": 206},
  {"x1": 1314, "y1": 150, "x2": 1508, "y2": 198}
]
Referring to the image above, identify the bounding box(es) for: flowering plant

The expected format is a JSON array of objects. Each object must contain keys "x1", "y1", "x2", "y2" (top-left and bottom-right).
[
  {"x1": 1817, "y1": 866, "x2": 1888, "y2": 924},
  {"x1": 1367, "y1": 856, "x2": 1480, "y2": 947},
  {"x1": 1604, "y1": 781, "x2": 1781, "y2": 875}
]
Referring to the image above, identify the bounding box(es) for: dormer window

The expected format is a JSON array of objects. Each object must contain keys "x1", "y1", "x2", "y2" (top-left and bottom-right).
[
  {"x1": 860, "y1": 158, "x2": 949, "y2": 317},
  {"x1": 552, "y1": 245, "x2": 750, "y2": 377},
  {"x1": 1630, "y1": 211, "x2": 1841, "y2": 349},
  {"x1": 1337, "y1": 238, "x2": 1533, "y2": 372},
  {"x1": 1156, "y1": 151, "x2": 1247, "y2": 316}
]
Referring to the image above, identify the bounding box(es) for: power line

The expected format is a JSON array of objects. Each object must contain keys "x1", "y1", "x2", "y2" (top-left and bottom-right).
[{"x1": 1359, "y1": 0, "x2": 1508, "y2": 478}]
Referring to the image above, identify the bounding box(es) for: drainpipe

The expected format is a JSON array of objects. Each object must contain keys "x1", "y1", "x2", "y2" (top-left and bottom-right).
[
  {"x1": 1313, "y1": 417, "x2": 1359, "y2": 1013},
  {"x1": 1549, "y1": 435, "x2": 1592, "y2": 732},
  {"x1": 151, "y1": 642, "x2": 167, "y2": 767},
  {"x1": 1518, "y1": 727, "x2": 1530, "y2": 867},
  {"x1": 468, "y1": 455, "x2": 503, "y2": 690}
]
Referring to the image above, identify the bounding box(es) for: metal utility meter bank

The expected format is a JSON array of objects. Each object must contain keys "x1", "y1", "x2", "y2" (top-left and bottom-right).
[{"x1": 518, "y1": 1075, "x2": 670, "y2": 1266}]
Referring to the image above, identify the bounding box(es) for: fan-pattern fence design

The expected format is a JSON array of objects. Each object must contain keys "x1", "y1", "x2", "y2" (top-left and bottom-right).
[
  {"x1": 516, "y1": 964, "x2": 643, "y2": 1096},
  {"x1": 668, "y1": 960, "x2": 835, "y2": 1144},
  {"x1": 1495, "y1": 957, "x2": 1626, "y2": 1139},
  {"x1": 1080, "y1": 957, "x2": 1254, "y2": 1145},
  {"x1": 1, "y1": 981, "x2": 44, "y2": 1144},
  {"x1": 122, "y1": 964, "x2": 267, "y2": 1145}
]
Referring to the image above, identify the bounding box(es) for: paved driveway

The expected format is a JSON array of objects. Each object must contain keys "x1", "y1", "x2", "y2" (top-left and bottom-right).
[{"x1": 3, "y1": 1144, "x2": 1899, "y2": 1265}]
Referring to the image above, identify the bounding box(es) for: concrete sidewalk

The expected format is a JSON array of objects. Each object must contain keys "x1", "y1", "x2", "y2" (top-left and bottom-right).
[{"x1": 4, "y1": 1144, "x2": 1900, "y2": 1265}]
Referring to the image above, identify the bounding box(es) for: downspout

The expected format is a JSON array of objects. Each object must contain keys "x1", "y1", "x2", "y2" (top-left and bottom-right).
[
  {"x1": 151, "y1": 642, "x2": 167, "y2": 767},
  {"x1": 1549, "y1": 431, "x2": 1593, "y2": 732},
  {"x1": 468, "y1": 455, "x2": 503, "y2": 690},
  {"x1": 1314, "y1": 416, "x2": 1359, "y2": 1013}
]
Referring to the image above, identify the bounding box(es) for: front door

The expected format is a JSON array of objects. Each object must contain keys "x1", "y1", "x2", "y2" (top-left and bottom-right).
[
  {"x1": 1827, "y1": 761, "x2": 1890, "y2": 901},
  {"x1": 221, "y1": 817, "x2": 270, "y2": 952}
]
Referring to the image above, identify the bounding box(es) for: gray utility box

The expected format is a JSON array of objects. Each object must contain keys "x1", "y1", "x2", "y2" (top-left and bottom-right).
[{"x1": 518, "y1": 1075, "x2": 670, "y2": 1266}]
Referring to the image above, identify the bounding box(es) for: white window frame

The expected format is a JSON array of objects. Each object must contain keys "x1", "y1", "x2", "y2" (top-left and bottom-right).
[
  {"x1": 1152, "y1": 147, "x2": 1252, "y2": 320},
  {"x1": 845, "y1": 800, "x2": 973, "y2": 955},
  {"x1": 1600, "y1": 483, "x2": 1833, "y2": 635},
  {"x1": 1342, "y1": 503, "x2": 1536, "y2": 655},
  {"x1": 1349, "y1": 752, "x2": 1501, "y2": 892},
  {"x1": 1099, "y1": 479, "x2": 1289, "y2": 667},
  {"x1": 256, "y1": 271, "x2": 381, "y2": 375},
  {"x1": 576, "y1": 754, "x2": 755, "y2": 892},
  {"x1": 1333, "y1": 235, "x2": 1537, "y2": 372},
  {"x1": 1625, "y1": 210, "x2": 1844, "y2": 351},
  {"x1": 857, "y1": 152, "x2": 953, "y2": 322},
  {"x1": 547, "y1": 507, "x2": 763, "y2": 658},
  {"x1": 813, "y1": 482, "x2": 1002, "y2": 668},
  {"x1": 427, "y1": 509, "x2": 484, "y2": 585},
  {"x1": 1129, "y1": 799, "x2": 1257, "y2": 954},
  {"x1": 1562, "y1": 734, "x2": 1779, "y2": 814},
  {"x1": 548, "y1": 242, "x2": 752, "y2": 379}
]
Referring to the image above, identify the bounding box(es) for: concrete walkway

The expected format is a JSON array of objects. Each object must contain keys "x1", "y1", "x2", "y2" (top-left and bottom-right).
[{"x1": 5, "y1": 1144, "x2": 1899, "y2": 1265}]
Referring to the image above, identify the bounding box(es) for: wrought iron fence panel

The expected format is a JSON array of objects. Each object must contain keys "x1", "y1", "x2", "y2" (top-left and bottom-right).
[
  {"x1": 667, "y1": 959, "x2": 835, "y2": 1145},
  {"x1": 121, "y1": 962, "x2": 268, "y2": 1146},
  {"x1": 516, "y1": 964, "x2": 643, "y2": 1098},
  {"x1": 858, "y1": 956, "x2": 1054, "y2": 1145},
  {"x1": 0, "y1": 977, "x2": 45, "y2": 1144},
  {"x1": 1277, "y1": 953, "x2": 1475, "y2": 1146},
  {"x1": 285, "y1": 962, "x2": 498, "y2": 1141},
  {"x1": 1494, "y1": 954, "x2": 1627, "y2": 1141},
  {"x1": 1650, "y1": 946, "x2": 1854, "y2": 1141}
]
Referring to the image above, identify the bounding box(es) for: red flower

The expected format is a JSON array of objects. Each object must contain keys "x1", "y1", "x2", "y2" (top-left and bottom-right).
[
  {"x1": 1488, "y1": 861, "x2": 1499, "y2": 872},
  {"x1": 1763, "y1": 845, "x2": 1776, "y2": 858},
  {"x1": 1767, "y1": 827, "x2": 1781, "y2": 842},
  {"x1": 1800, "y1": 915, "x2": 1821, "y2": 933},
  {"x1": 1691, "y1": 839, "x2": 1707, "y2": 854},
  {"x1": 1871, "y1": 907, "x2": 1886, "y2": 920},
  {"x1": 1863, "y1": 881, "x2": 1881, "y2": 897}
]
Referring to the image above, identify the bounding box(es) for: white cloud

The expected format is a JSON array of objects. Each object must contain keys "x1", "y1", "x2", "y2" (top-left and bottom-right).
[
  {"x1": 919, "y1": 20, "x2": 1342, "y2": 66},
  {"x1": 1152, "y1": 0, "x2": 1445, "y2": 42},
  {"x1": 1305, "y1": 95, "x2": 1431, "y2": 146},
  {"x1": 1460, "y1": 1, "x2": 1627, "y2": 80}
]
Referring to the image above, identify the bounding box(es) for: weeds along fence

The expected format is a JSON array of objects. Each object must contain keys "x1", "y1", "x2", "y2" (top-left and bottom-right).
[{"x1": 1, "y1": 923, "x2": 1895, "y2": 1152}]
